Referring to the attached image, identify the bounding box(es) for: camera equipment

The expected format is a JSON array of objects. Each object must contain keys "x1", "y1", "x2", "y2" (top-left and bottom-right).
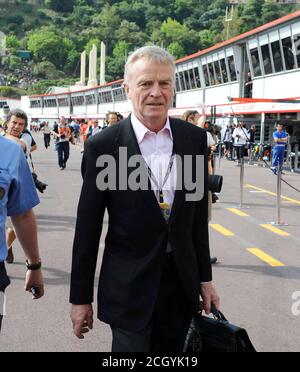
[
  {"x1": 208, "y1": 175, "x2": 223, "y2": 193},
  {"x1": 32, "y1": 172, "x2": 47, "y2": 194}
]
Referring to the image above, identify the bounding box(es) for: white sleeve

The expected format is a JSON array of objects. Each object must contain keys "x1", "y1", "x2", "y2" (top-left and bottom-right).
[
  {"x1": 21, "y1": 133, "x2": 32, "y2": 157},
  {"x1": 207, "y1": 132, "x2": 215, "y2": 147}
]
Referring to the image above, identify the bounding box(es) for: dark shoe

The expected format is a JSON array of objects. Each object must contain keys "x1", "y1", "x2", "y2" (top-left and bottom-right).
[
  {"x1": 210, "y1": 257, "x2": 218, "y2": 265},
  {"x1": 6, "y1": 247, "x2": 14, "y2": 264}
]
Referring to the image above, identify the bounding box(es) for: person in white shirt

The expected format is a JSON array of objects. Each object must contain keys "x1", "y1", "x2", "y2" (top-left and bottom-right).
[
  {"x1": 41, "y1": 122, "x2": 51, "y2": 149},
  {"x1": 232, "y1": 123, "x2": 250, "y2": 162}
]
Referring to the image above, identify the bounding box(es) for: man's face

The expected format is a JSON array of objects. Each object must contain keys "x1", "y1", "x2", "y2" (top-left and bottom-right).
[
  {"x1": 93, "y1": 120, "x2": 99, "y2": 128},
  {"x1": 277, "y1": 125, "x2": 284, "y2": 133},
  {"x1": 107, "y1": 114, "x2": 118, "y2": 126},
  {"x1": 7, "y1": 115, "x2": 26, "y2": 138},
  {"x1": 124, "y1": 58, "x2": 174, "y2": 127}
]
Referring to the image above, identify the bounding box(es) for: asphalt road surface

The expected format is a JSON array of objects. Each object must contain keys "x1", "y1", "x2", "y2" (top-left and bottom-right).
[{"x1": 1, "y1": 133, "x2": 300, "y2": 352}]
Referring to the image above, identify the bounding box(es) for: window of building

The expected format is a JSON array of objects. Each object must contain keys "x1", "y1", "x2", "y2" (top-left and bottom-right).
[
  {"x1": 86, "y1": 94, "x2": 96, "y2": 105},
  {"x1": 208, "y1": 63, "x2": 215, "y2": 85},
  {"x1": 250, "y1": 49, "x2": 262, "y2": 77},
  {"x1": 193, "y1": 67, "x2": 201, "y2": 89},
  {"x1": 293, "y1": 33, "x2": 300, "y2": 68},
  {"x1": 99, "y1": 90, "x2": 113, "y2": 104},
  {"x1": 29, "y1": 100, "x2": 41, "y2": 109},
  {"x1": 44, "y1": 99, "x2": 57, "y2": 108},
  {"x1": 58, "y1": 97, "x2": 69, "y2": 107},
  {"x1": 175, "y1": 73, "x2": 181, "y2": 92},
  {"x1": 178, "y1": 71, "x2": 186, "y2": 91},
  {"x1": 282, "y1": 36, "x2": 296, "y2": 70},
  {"x1": 72, "y1": 96, "x2": 84, "y2": 106},
  {"x1": 219, "y1": 58, "x2": 229, "y2": 83},
  {"x1": 0, "y1": 101, "x2": 7, "y2": 108},
  {"x1": 203, "y1": 64, "x2": 210, "y2": 87},
  {"x1": 227, "y1": 55, "x2": 237, "y2": 81},
  {"x1": 184, "y1": 70, "x2": 191, "y2": 90},
  {"x1": 261, "y1": 44, "x2": 273, "y2": 75},
  {"x1": 188, "y1": 69, "x2": 196, "y2": 89},
  {"x1": 271, "y1": 41, "x2": 284, "y2": 72},
  {"x1": 213, "y1": 61, "x2": 222, "y2": 85},
  {"x1": 113, "y1": 88, "x2": 126, "y2": 102}
]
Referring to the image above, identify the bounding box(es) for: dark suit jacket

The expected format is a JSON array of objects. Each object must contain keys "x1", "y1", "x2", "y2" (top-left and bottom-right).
[{"x1": 70, "y1": 116, "x2": 212, "y2": 331}]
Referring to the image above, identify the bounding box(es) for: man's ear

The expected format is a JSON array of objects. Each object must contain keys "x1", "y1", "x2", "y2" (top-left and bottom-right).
[{"x1": 124, "y1": 84, "x2": 131, "y2": 100}]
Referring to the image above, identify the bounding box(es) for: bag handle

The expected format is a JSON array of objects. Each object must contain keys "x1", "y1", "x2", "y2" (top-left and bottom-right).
[{"x1": 210, "y1": 304, "x2": 228, "y2": 322}]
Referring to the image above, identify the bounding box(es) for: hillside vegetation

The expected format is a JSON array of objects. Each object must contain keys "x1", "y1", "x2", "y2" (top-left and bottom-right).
[{"x1": 1, "y1": 0, "x2": 299, "y2": 94}]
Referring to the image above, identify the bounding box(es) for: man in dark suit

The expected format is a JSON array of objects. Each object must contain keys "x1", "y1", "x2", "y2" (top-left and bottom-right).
[{"x1": 70, "y1": 46, "x2": 219, "y2": 352}]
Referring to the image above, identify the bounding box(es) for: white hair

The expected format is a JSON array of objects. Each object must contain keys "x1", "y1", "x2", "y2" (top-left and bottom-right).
[{"x1": 124, "y1": 45, "x2": 176, "y2": 85}]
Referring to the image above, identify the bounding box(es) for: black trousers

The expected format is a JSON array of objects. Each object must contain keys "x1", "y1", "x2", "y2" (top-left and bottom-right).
[
  {"x1": 111, "y1": 253, "x2": 194, "y2": 352},
  {"x1": 0, "y1": 262, "x2": 10, "y2": 333},
  {"x1": 44, "y1": 134, "x2": 51, "y2": 148}
]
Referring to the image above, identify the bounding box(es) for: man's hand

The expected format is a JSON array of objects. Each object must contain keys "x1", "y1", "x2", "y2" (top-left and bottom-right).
[
  {"x1": 200, "y1": 282, "x2": 220, "y2": 315},
  {"x1": 25, "y1": 269, "x2": 44, "y2": 300},
  {"x1": 71, "y1": 304, "x2": 93, "y2": 339}
]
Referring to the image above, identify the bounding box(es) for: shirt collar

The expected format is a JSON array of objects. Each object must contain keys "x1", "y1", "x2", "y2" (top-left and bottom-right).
[{"x1": 131, "y1": 113, "x2": 173, "y2": 144}]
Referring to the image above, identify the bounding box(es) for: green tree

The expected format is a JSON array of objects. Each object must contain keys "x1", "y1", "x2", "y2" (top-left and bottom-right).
[
  {"x1": 241, "y1": 0, "x2": 264, "y2": 32},
  {"x1": 261, "y1": 0, "x2": 283, "y2": 24},
  {"x1": 167, "y1": 41, "x2": 185, "y2": 59},
  {"x1": 6, "y1": 35, "x2": 20, "y2": 50},
  {"x1": 33, "y1": 61, "x2": 64, "y2": 80},
  {"x1": 107, "y1": 40, "x2": 130, "y2": 81},
  {"x1": 199, "y1": 30, "x2": 215, "y2": 50},
  {"x1": 45, "y1": 0, "x2": 75, "y2": 13},
  {"x1": 27, "y1": 28, "x2": 76, "y2": 71},
  {"x1": 160, "y1": 18, "x2": 199, "y2": 54},
  {"x1": 91, "y1": 4, "x2": 120, "y2": 53},
  {"x1": 9, "y1": 55, "x2": 22, "y2": 70}
]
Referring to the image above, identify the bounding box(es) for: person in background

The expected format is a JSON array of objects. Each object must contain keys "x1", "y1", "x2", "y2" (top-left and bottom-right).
[
  {"x1": 3, "y1": 109, "x2": 36, "y2": 264},
  {"x1": 232, "y1": 122, "x2": 250, "y2": 164},
  {"x1": 41, "y1": 122, "x2": 51, "y2": 149},
  {"x1": 87, "y1": 120, "x2": 101, "y2": 139},
  {"x1": 0, "y1": 135, "x2": 44, "y2": 332},
  {"x1": 271, "y1": 123, "x2": 288, "y2": 174},
  {"x1": 53, "y1": 117, "x2": 74, "y2": 170},
  {"x1": 102, "y1": 112, "x2": 119, "y2": 130},
  {"x1": 247, "y1": 125, "x2": 257, "y2": 162},
  {"x1": 223, "y1": 124, "x2": 234, "y2": 160}
]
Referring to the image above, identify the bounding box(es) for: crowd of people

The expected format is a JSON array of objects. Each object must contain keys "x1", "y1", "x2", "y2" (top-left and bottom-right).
[{"x1": 0, "y1": 60, "x2": 38, "y2": 89}]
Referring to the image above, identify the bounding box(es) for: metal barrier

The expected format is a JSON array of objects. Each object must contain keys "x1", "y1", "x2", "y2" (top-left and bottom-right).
[{"x1": 271, "y1": 165, "x2": 288, "y2": 226}]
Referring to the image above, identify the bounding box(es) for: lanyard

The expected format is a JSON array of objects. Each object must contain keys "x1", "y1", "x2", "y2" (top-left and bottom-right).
[{"x1": 146, "y1": 152, "x2": 175, "y2": 208}]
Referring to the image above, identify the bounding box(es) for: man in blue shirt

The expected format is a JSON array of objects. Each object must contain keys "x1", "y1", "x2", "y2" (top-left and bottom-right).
[
  {"x1": 271, "y1": 124, "x2": 288, "y2": 174},
  {"x1": 0, "y1": 135, "x2": 44, "y2": 332}
]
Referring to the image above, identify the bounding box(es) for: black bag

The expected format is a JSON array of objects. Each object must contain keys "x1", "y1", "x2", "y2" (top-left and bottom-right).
[{"x1": 184, "y1": 306, "x2": 256, "y2": 353}]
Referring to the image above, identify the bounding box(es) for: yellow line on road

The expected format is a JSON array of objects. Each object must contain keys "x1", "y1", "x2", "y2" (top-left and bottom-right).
[
  {"x1": 210, "y1": 224, "x2": 235, "y2": 237},
  {"x1": 246, "y1": 184, "x2": 300, "y2": 205},
  {"x1": 247, "y1": 248, "x2": 285, "y2": 267},
  {"x1": 227, "y1": 208, "x2": 249, "y2": 217},
  {"x1": 261, "y1": 224, "x2": 290, "y2": 237}
]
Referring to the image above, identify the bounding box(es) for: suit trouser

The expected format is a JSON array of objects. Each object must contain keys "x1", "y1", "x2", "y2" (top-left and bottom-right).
[{"x1": 111, "y1": 253, "x2": 194, "y2": 352}]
